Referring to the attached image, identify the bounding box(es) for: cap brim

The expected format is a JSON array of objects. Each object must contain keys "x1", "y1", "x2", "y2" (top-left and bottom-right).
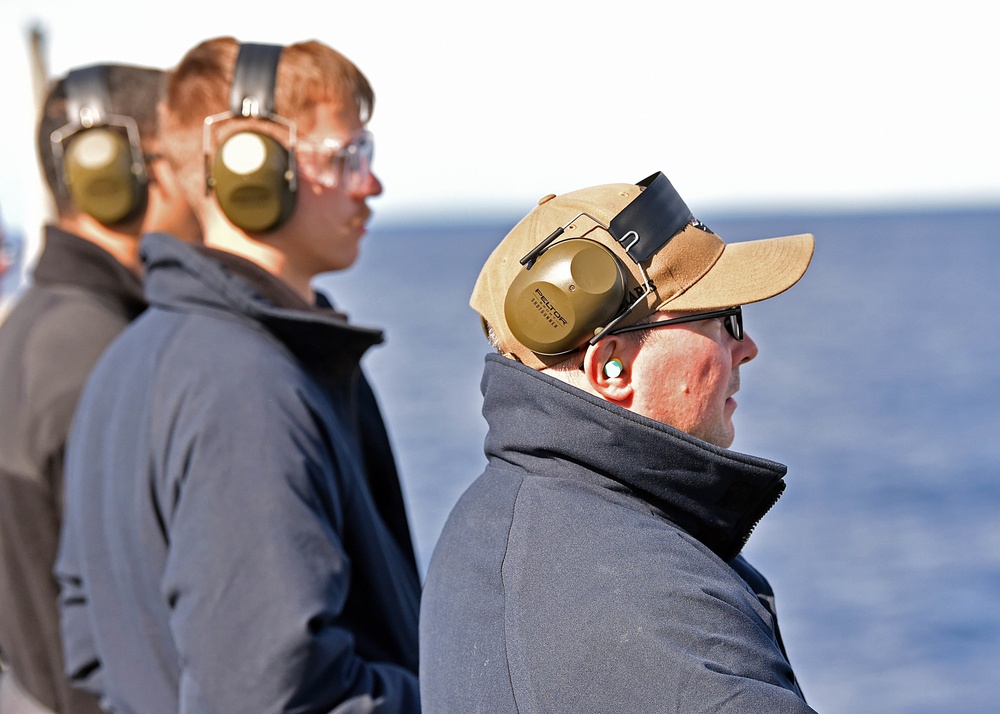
[{"x1": 661, "y1": 233, "x2": 815, "y2": 311}]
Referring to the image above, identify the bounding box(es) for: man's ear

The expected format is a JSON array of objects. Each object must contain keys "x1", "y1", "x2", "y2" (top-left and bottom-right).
[
  {"x1": 147, "y1": 155, "x2": 190, "y2": 206},
  {"x1": 144, "y1": 157, "x2": 203, "y2": 244},
  {"x1": 581, "y1": 336, "x2": 634, "y2": 405}
]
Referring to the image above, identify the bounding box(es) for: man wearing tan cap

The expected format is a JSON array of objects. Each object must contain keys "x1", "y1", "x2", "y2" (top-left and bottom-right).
[{"x1": 420, "y1": 173, "x2": 817, "y2": 712}]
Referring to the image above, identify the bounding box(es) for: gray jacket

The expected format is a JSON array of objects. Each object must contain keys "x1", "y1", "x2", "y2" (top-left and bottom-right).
[{"x1": 0, "y1": 226, "x2": 142, "y2": 714}]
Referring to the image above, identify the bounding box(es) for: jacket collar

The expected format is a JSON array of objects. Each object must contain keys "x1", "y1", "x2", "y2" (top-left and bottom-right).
[
  {"x1": 140, "y1": 232, "x2": 383, "y2": 380},
  {"x1": 33, "y1": 224, "x2": 145, "y2": 317},
  {"x1": 480, "y1": 354, "x2": 788, "y2": 561}
]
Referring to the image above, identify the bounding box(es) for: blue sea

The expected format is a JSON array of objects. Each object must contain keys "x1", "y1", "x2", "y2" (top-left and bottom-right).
[{"x1": 319, "y1": 205, "x2": 1000, "y2": 714}]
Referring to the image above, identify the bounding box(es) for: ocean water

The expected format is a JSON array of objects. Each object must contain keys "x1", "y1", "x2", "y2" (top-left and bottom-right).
[{"x1": 319, "y1": 205, "x2": 1000, "y2": 714}]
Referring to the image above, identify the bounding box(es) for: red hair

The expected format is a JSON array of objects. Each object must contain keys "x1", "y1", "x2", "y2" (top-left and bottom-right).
[{"x1": 160, "y1": 37, "x2": 375, "y2": 204}]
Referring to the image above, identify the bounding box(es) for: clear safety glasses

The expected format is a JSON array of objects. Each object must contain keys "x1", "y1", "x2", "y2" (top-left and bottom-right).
[{"x1": 297, "y1": 129, "x2": 374, "y2": 192}]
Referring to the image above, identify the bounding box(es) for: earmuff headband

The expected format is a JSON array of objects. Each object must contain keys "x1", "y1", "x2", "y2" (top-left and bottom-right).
[
  {"x1": 609, "y1": 172, "x2": 693, "y2": 262},
  {"x1": 65, "y1": 65, "x2": 110, "y2": 127},
  {"x1": 229, "y1": 43, "x2": 283, "y2": 118}
]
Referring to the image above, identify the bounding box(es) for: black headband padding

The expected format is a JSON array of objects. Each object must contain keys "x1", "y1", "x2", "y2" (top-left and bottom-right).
[
  {"x1": 610, "y1": 172, "x2": 693, "y2": 262},
  {"x1": 65, "y1": 65, "x2": 110, "y2": 124},
  {"x1": 229, "y1": 43, "x2": 283, "y2": 117}
]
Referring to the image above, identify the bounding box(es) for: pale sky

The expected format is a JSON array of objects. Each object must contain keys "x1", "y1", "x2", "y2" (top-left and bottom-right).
[{"x1": 1, "y1": 0, "x2": 997, "y2": 237}]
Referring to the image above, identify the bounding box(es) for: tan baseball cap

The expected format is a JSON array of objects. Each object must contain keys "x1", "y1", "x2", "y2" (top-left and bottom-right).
[{"x1": 471, "y1": 172, "x2": 815, "y2": 369}]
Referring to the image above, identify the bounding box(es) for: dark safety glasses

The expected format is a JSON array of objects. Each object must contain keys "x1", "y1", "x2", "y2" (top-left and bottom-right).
[{"x1": 607, "y1": 305, "x2": 744, "y2": 341}]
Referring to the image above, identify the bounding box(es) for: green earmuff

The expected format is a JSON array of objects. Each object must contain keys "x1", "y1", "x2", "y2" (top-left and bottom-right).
[
  {"x1": 64, "y1": 127, "x2": 144, "y2": 224},
  {"x1": 205, "y1": 43, "x2": 296, "y2": 233},
  {"x1": 504, "y1": 239, "x2": 628, "y2": 355},
  {"x1": 501, "y1": 173, "x2": 697, "y2": 357},
  {"x1": 211, "y1": 130, "x2": 295, "y2": 232},
  {"x1": 56, "y1": 66, "x2": 147, "y2": 225}
]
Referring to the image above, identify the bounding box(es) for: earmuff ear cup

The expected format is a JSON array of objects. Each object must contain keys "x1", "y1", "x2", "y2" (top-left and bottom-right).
[
  {"x1": 504, "y1": 239, "x2": 628, "y2": 355},
  {"x1": 211, "y1": 130, "x2": 296, "y2": 232},
  {"x1": 63, "y1": 128, "x2": 144, "y2": 224}
]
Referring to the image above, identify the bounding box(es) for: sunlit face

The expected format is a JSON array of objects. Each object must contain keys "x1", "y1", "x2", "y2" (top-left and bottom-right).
[
  {"x1": 281, "y1": 101, "x2": 382, "y2": 276},
  {"x1": 626, "y1": 311, "x2": 759, "y2": 448}
]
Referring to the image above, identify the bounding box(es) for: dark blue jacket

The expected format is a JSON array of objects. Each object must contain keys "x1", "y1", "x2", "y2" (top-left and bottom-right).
[
  {"x1": 420, "y1": 355, "x2": 813, "y2": 713},
  {"x1": 57, "y1": 233, "x2": 420, "y2": 713}
]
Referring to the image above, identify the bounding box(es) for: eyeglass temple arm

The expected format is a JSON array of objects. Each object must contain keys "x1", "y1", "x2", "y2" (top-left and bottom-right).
[
  {"x1": 587, "y1": 275, "x2": 653, "y2": 346},
  {"x1": 604, "y1": 307, "x2": 740, "y2": 336}
]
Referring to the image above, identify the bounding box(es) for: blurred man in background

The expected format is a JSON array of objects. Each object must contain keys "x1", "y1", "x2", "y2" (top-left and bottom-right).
[
  {"x1": 0, "y1": 62, "x2": 198, "y2": 714},
  {"x1": 56, "y1": 38, "x2": 420, "y2": 713}
]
